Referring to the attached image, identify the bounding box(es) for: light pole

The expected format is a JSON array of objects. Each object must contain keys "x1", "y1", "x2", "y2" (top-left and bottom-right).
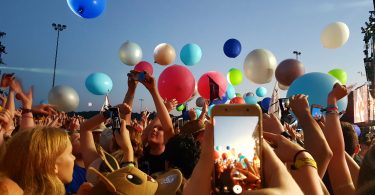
[
  {"x1": 51, "y1": 23, "x2": 67, "y2": 88},
  {"x1": 293, "y1": 50, "x2": 301, "y2": 60},
  {"x1": 139, "y1": 98, "x2": 144, "y2": 113}
]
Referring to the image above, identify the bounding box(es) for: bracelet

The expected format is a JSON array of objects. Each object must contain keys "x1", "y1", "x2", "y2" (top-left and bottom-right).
[
  {"x1": 21, "y1": 108, "x2": 32, "y2": 114},
  {"x1": 325, "y1": 110, "x2": 339, "y2": 115},
  {"x1": 281, "y1": 131, "x2": 292, "y2": 139}
]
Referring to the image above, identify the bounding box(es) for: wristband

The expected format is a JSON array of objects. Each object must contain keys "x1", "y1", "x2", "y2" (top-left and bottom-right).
[
  {"x1": 291, "y1": 150, "x2": 317, "y2": 170},
  {"x1": 21, "y1": 108, "x2": 32, "y2": 114},
  {"x1": 281, "y1": 131, "x2": 292, "y2": 139}
]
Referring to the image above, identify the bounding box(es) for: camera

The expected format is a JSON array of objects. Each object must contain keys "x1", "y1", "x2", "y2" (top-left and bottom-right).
[
  {"x1": 108, "y1": 107, "x2": 121, "y2": 132},
  {"x1": 310, "y1": 104, "x2": 324, "y2": 121},
  {"x1": 128, "y1": 71, "x2": 145, "y2": 82}
]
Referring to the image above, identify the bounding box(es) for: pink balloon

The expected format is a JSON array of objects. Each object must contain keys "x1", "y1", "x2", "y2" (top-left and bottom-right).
[
  {"x1": 134, "y1": 61, "x2": 153, "y2": 75},
  {"x1": 197, "y1": 71, "x2": 227, "y2": 100},
  {"x1": 230, "y1": 97, "x2": 245, "y2": 104},
  {"x1": 158, "y1": 65, "x2": 195, "y2": 104}
]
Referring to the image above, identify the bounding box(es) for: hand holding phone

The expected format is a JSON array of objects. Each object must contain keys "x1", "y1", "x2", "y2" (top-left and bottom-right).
[{"x1": 310, "y1": 104, "x2": 323, "y2": 121}]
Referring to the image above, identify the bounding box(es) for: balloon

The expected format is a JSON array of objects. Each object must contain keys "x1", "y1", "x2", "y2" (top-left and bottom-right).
[
  {"x1": 261, "y1": 97, "x2": 271, "y2": 111},
  {"x1": 88, "y1": 102, "x2": 92, "y2": 107},
  {"x1": 158, "y1": 65, "x2": 195, "y2": 103},
  {"x1": 222, "y1": 153, "x2": 228, "y2": 160},
  {"x1": 208, "y1": 104, "x2": 215, "y2": 117},
  {"x1": 243, "y1": 49, "x2": 277, "y2": 84},
  {"x1": 235, "y1": 93, "x2": 242, "y2": 97},
  {"x1": 223, "y1": 38, "x2": 241, "y2": 58},
  {"x1": 256, "y1": 87, "x2": 267, "y2": 97},
  {"x1": 119, "y1": 41, "x2": 142, "y2": 66},
  {"x1": 195, "y1": 108, "x2": 202, "y2": 117},
  {"x1": 154, "y1": 43, "x2": 176, "y2": 65},
  {"x1": 227, "y1": 68, "x2": 243, "y2": 86},
  {"x1": 275, "y1": 59, "x2": 305, "y2": 86},
  {"x1": 176, "y1": 104, "x2": 185, "y2": 111},
  {"x1": 278, "y1": 83, "x2": 289, "y2": 90},
  {"x1": 226, "y1": 146, "x2": 231, "y2": 150},
  {"x1": 226, "y1": 84, "x2": 236, "y2": 99},
  {"x1": 197, "y1": 71, "x2": 227, "y2": 100},
  {"x1": 39, "y1": 100, "x2": 48, "y2": 104},
  {"x1": 67, "y1": 0, "x2": 106, "y2": 19},
  {"x1": 196, "y1": 97, "x2": 205, "y2": 107},
  {"x1": 321, "y1": 22, "x2": 350, "y2": 49},
  {"x1": 48, "y1": 85, "x2": 79, "y2": 112},
  {"x1": 287, "y1": 72, "x2": 348, "y2": 112},
  {"x1": 328, "y1": 69, "x2": 347, "y2": 85},
  {"x1": 244, "y1": 95, "x2": 257, "y2": 105},
  {"x1": 134, "y1": 61, "x2": 153, "y2": 75},
  {"x1": 230, "y1": 97, "x2": 245, "y2": 104},
  {"x1": 85, "y1": 72, "x2": 113, "y2": 95},
  {"x1": 214, "y1": 151, "x2": 220, "y2": 160},
  {"x1": 212, "y1": 94, "x2": 228, "y2": 105},
  {"x1": 180, "y1": 43, "x2": 202, "y2": 66}
]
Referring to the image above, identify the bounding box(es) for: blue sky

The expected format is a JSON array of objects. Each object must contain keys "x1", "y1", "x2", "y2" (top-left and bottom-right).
[{"x1": 0, "y1": 0, "x2": 372, "y2": 112}]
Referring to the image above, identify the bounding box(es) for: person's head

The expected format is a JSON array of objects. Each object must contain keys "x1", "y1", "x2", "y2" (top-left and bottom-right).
[
  {"x1": 0, "y1": 126, "x2": 75, "y2": 194},
  {"x1": 359, "y1": 132, "x2": 373, "y2": 156},
  {"x1": 357, "y1": 145, "x2": 375, "y2": 189},
  {"x1": 69, "y1": 131, "x2": 81, "y2": 159},
  {"x1": 341, "y1": 122, "x2": 359, "y2": 156},
  {"x1": 147, "y1": 121, "x2": 165, "y2": 146},
  {"x1": 164, "y1": 134, "x2": 201, "y2": 179}
]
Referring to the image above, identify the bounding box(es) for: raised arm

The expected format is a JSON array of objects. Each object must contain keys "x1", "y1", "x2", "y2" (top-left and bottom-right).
[
  {"x1": 123, "y1": 71, "x2": 138, "y2": 124},
  {"x1": 322, "y1": 83, "x2": 355, "y2": 194},
  {"x1": 289, "y1": 94, "x2": 333, "y2": 178},
  {"x1": 139, "y1": 73, "x2": 174, "y2": 144}
]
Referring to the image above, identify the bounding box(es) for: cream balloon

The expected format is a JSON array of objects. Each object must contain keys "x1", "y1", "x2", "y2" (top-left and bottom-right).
[
  {"x1": 320, "y1": 22, "x2": 350, "y2": 49},
  {"x1": 48, "y1": 85, "x2": 80, "y2": 112},
  {"x1": 243, "y1": 49, "x2": 277, "y2": 84},
  {"x1": 119, "y1": 41, "x2": 143, "y2": 66},
  {"x1": 154, "y1": 43, "x2": 176, "y2": 65},
  {"x1": 278, "y1": 82, "x2": 289, "y2": 90}
]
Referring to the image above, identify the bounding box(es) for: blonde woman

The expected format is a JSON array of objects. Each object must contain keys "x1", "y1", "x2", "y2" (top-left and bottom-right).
[{"x1": 0, "y1": 126, "x2": 75, "y2": 195}]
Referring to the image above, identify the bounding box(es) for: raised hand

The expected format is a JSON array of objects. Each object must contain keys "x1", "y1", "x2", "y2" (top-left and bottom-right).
[
  {"x1": 164, "y1": 99, "x2": 178, "y2": 112},
  {"x1": 328, "y1": 83, "x2": 348, "y2": 102},
  {"x1": 139, "y1": 72, "x2": 156, "y2": 92},
  {"x1": 0, "y1": 73, "x2": 15, "y2": 88},
  {"x1": 262, "y1": 113, "x2": 284, "y2": 134},
  {"x1": 31, "y1": 104, "x2": 58, "y2": 115},
  {"x1": 117, "y1": 103, "x2": 132, "y2": 119},
  {"x1": 127, "y1": 70, "x2": 139, "y2": 90},
  {"x1": 289, "y1": 94, "x2": 310, "y2": 118}
]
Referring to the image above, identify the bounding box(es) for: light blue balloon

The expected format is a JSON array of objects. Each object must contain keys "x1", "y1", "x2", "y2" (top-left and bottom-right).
[
  {"x1": 287, "y1": 72, "x2": 348, "y2": 112},
  {"x1": 180, "y1": 43, "x2": 202, "y2": 66},
  {"x1": 256, "y1": 87, "x2": 267, "y2": 97},
  {"x1": 85, "y1": 72, "x2": 113, "y2": 95},
  {"x1": 208, "y1": 104, "x2": 215, "y2": 117},
  {"x1": 244, "y1": 95, "x2": 257, "y2": 105},
  {"x1": 195, "y1": 108, "x2": 202, "y2": 117},
  {"x1": 226, "y1": 84, "x2": 236, "y2": 99},
  {"x1": 67, "y1": 0, "x2": 106, "y2": 19}
]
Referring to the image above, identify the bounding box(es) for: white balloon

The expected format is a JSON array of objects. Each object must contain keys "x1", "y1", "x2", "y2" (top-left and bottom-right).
[
  {"x1": 119, "y1": 41, "x2": 143, "y2": 66},
  {"x1": 48, "y1": 85, "x2": 80, "y2": 112},
  {"x1": 243, "y1": 49, "x2": 277, "y2": 84},
  {"x1": 88, "y1": 102, "x2": 93, "y2": 107},
  {"x1": 320, "y1": 22, "x2": 350, "y2": 49}
]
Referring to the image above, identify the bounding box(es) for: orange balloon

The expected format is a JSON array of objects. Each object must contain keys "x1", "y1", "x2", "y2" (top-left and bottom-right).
[{"x1": 154, "y1": 43, "x2": 176, "y2": 65}]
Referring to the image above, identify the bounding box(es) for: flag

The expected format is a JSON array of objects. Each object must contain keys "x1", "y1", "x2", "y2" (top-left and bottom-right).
[
  {"x1": 208, "y1": 76, "x2": 220, "y2": 103},
  {"x1": 101, "y1": 94, "x2": 110, "y2": 112},
  {"x1": 268, "y1": 82, "x2": 280, "y2": 119}
]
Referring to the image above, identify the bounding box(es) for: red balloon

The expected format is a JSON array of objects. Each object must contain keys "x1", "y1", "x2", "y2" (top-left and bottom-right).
[
  {"x1": 214, "y1": 151, "x2": 220, "y2": 160},
  {"x1": 158, "y1": 65, "x2": 195, "y2": 103},
  {"x1": 134, "y1": 61, "x2": 153, "y2": 75},
  {"x1": 198, "y1": 71, "x2": 227, "y2": 100},
  {"x1": 222, "y1": 153, "x2": 228, "y2": 160},
  {"x1": 230, "y1": 97, "x2": 245, "y2": 104},
  {"x1": 275, "y1": 59, "x2": 304, "y2": 86}
]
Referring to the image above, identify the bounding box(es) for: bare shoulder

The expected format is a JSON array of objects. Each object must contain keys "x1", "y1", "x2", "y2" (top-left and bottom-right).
[{"x1": 0, "y1": 176, "x2": 23, "y2": 195}]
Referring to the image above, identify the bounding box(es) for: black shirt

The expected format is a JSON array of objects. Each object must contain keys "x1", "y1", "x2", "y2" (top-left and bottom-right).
[{"x1": 138, "y1": 146, "x2": 167, "y2": 175}]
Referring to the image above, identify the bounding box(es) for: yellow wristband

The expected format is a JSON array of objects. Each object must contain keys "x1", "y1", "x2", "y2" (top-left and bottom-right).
[{"x1": 292, "y1": 157, "x2": 317, "y2": 170}]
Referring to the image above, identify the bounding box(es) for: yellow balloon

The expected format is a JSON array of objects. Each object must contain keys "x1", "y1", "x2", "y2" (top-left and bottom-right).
[{"x1": 321, "y1": 22, "x2": 350, "y2": 49}]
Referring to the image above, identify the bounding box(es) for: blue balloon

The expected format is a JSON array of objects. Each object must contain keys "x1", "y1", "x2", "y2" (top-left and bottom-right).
[
  {"x1": 195, "y1": 108, "x2": 202, "y2": 118},
  {"x1": 212, "y1": 94, "x2": 228, "y2": 105},
  {"x1": 261, "y1": 97, "x2": 271, "y2": 111},
  {"x1": 256, "y1": 87, "x2": 267, "y2": 97},
  {"x1": 40, "y1": 100, "x2": 49, "y2": 105},
  {"x1": 67, "y1": 0, "x2": 106, "y2": 19},
  {"x1": 180, "y1": 43, "x2": 202, "y2": 66},
  {"x1": 287, "y1": 72, "x2": 348, "y2": 112},
  {"x1": 226, "y1": 84, "x2": 236, "y2": 100},
  {"x1": 85, "y1": 72, "x2": 113, "y2": 95},
  {"x1": 223, "y1": 38, "x2": 241, "y2": 58},
  {"x1": 244, "y1": 95, "x2": 258, "y2": 105},
  {"x1": 208, "y1": 104, "x2": 215, "y2": 117}
]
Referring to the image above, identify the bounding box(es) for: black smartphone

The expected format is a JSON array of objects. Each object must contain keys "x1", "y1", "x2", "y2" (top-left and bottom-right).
[
  {"x1": 133, "y1": 71, "x2": 145, "y2": 81},
  {"x1": 211, "y1": 105, "x2": 263, "y2": 194},
  {"x1": 310, "y1": 104, "x2": 324, "y2": 121},
  {"x1": 109, "y1": 107, "x2": 121, "y2": 132}
]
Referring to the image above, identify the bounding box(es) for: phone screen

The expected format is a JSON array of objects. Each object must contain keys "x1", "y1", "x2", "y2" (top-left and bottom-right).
[
  {"x1": 311, "y1": 107, "x2": 323, "y2": 120},
  {"x1": 213, "y1": 116, "x2": 261, "y2": 194}
]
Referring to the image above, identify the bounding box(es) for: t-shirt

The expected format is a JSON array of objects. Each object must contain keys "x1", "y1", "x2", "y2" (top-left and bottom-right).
[
  {"x1": 138, "y1": 146, "x2": 166, "y2": 175},
  {"x1": 65, "y1": 164, "x2": 86, "y2": 195}
]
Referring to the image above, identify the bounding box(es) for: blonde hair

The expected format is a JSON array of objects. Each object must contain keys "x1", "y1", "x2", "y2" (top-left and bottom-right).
[{"x1": 0, "y1": 126, "x2": 69, "y2": 195}]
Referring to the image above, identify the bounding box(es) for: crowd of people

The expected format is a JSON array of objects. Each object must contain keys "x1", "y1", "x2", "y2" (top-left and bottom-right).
[{"x1": 0, "y1": 70, "x2": 374, "y2": 195}]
